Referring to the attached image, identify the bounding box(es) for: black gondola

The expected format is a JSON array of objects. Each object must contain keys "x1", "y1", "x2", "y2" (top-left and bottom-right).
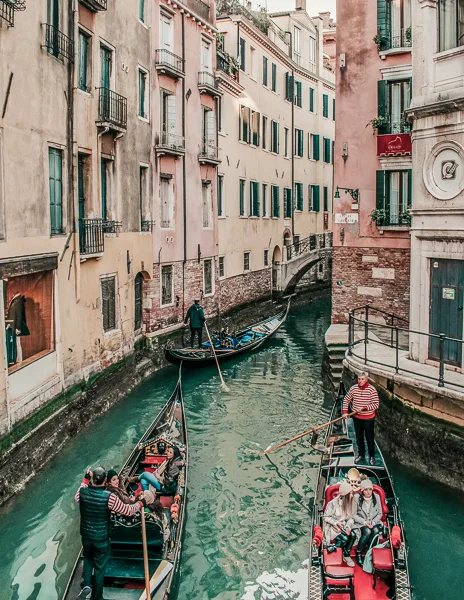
[
  {"x1": 308, "y1": 382, "x2": 411, "y2": 600},
  {"x1": 165, "y1": 299, "x2": 290, "y2": 367},
  {"x1": 63, "y1": 371, "x2": 187, "y2": 600}
]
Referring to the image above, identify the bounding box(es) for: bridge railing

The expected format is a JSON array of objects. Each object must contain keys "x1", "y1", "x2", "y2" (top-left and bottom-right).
[{"x1": 286, "y1": 232, "x2": 332, "y2": 261}]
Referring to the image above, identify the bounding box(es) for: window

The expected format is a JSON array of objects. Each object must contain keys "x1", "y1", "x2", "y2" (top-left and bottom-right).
[
  {"x1": 323, "y1": 186, "x2": 329, "y2": 212},
  {"x1": 139, "y1": 164, "x2": 148, "y2": 229},
  {"x1": 295, "y1": 182, "x2": 304, "y2": 211},
  {"x1": 100, "y1": 45, "x2": 113, "y2": 90},
  {"x1": 271, "y1": 63, "x2": 277, "y2": 92},
  {"x1": 295, "y1": 128, "x2": 304, "y2": 157},
  {"x1": 376, "y1": 169, "x2": 412, "y2": 225},
  {"x1": 295, "y1": 81, "x2": 302, "y2": 107},
  {"x1": 309, "y1": 87, "x2": 315, "y2": 112},
  {"x1": 323, "y1": 94, "x2": 329, "y2": 118},
  {"x1": 78, "y1": 30, "x2": 90, "y2": 92},
  {"x1": 160, "y1": 12, "x2": 173, "y2": 52},
  {"x1": 49, "y1": 148, "x2": 63, "y2": 235},
  {"x1": 263, "y1": 56, "x2": 268, "y2": 86},
  {"x1": 378, "y1": 0, "x2": 412, "y2": 50},
  {"x1": 134, "y1": 273, "x2": 143, "y2": 331},
  {"x1": 218, "y1": 174, "x2": 224, "y2": 217},
  {"x1": 160, "y1": 90, "x2": 177, "y2": 140},
  {"x1": 309, "y1": 37, "x2": 316, "y2": 72},
  {"x1": 78, "y1": 153, "x2": 87, "y2": 222},
  {"x1": 271, "y1": 185, "x2": 280, "y2": 217},
  {"x1": 284, "y1": 188, "x2": 292, "y2": 218},
  {"x1": 251, "y1": 110, "x2": 260, "y2": 146},
  {"x1": 101, "y1": 158, "x2": 111, "y2": 221},
  {"x1": 203, "y1": 259, "x2": 213, "y2": 295},
  {"x1": 262, "y1": 116, "x2": 268, "y2": 150},
  {"x1": 262, "y1": 183, "x2": 268, "y2": 217},
  {"x1": 249, "y1": 181, "x2": 259, "y2": 217},
  {"x1": 378, "y1": 79, "x2": 411, "y2": 134},
  {"x1": 271, "y1": 120, "x2": 279, "y2": 153},
  {"x1": 250, "y1": 46, "x2": 257, "y2": 79},
  {"x1": 101, "y1": 276, "x2": 117, "y2": 332},
  {"x1": 264, "y1": 249, "x2": 269, "y2": 266},
  {"x1": 201, "y1": 38, "x2": 212, "y2": 72},
  {"x1": 439, "y1": 0, "x2": 464, "y2": 51},
  {"x1": 294, "y1": 26, "x2": 301, "y2": 63},
  {"x1": 139, "y1": 0, "x2": 145, "y2": 22},
  {"x1": 161, "y1": 265, "x2": 173, "y2": 305},
  {"x1": 284, "y1": 127, "x2": 289, "y2": 158},
  {"x1": 285, "y1": 72, "x2": 294, "y2": 102},
  {"x1": 216, "y1": 96, "x2": 223, "y2": 133},
  {"x1": 138, "y1": 67, "x2": 148, "y2": 119},
  {"x1": 239, "y1": 179, "x2": 246, "y2": 216},
  {"x1": 323, "y1": 137, "x2": 331, "y2": 163},
  {"x1": 240, "y1": 105, "x2": 251, "y2": 142},
  {"x1": 219, "y1": 256, "x2": 225, "y2": 278},
  {"x1": 239, "y1": 37, "x2": 246, "y2": 71},
  {"x1": 312, "y1": 134, "x2": 320, "y2": 160},
  {"x1": 202, "y1": 107, "x2": 216, "y2": 154},
  {"x1": 160, "y1": 174, "x2": 174, "y2": 228},
  {"x1": 333, "y1": 98, "x2": 336, "y2": 121},
  {"x1": 244, "y1": 252, "x2": 250, "y2": 272},
  {"x1": 202, "y1": 181, "x2": 212, "y2": 228},
  {"x1": 310, "y1": 184, "x2": 320, "y2": 211}
]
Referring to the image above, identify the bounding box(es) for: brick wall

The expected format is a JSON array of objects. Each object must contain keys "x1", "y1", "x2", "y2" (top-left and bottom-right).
[
  {"x1": 331, "y1": 246, "x2": 410, "y2": 324},
  {"x1": 219, "y1": 268, "x2": 272, "y2": 314}
]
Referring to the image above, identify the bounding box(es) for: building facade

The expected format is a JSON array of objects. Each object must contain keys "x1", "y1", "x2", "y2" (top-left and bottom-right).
[
  {"x1": 216, "y1": 1, "x2": 335, "y2": 311},
  {"x1": 331, "y1": 0, "x2": 413, "y2": 324}
]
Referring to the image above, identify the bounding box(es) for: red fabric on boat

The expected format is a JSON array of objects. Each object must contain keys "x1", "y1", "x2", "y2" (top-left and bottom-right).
[
  {"x1": 372, "y1": 484, "x2": 389, "y2": 522},
  {"x1": 325, "y1": 565, "x2": 354, "y2": 586},
  {"x1": 141, "y1": 456, "x2": 165, "y2": 465},
  {"x1": 159, "y1": 495, "x2": 174, "y2": 508},
  {"x1": 391, "y1": 525, "x2": 402, "y2": 548},
  {"x1": 372, "y1": 547, "x2": 394, "y2": 571},
  {"x1": 323, "y1": 483, "x2": 341, "y2": 511},
  {"x1": 323, "y1": 547, "x2": 344, "y2": 567}
]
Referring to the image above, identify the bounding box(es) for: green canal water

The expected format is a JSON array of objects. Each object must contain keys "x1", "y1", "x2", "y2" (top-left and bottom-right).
[{"x1": 1, "y1": 301, "x2": 463, "y2": 600}]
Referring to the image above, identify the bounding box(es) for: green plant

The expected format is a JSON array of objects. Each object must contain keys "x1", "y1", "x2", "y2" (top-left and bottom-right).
[
  {"x1": 373, "y1": 30, "x2": 383, "y2": 47},
  {"x1": 366, "y1": 115, "x2": 390, "y2": 131},
  {"x1": 399, "y1": 209, "x2": 412, "y2": 225},
  {"x1": 370, "y1": 208, "x2": 386, "y2": 225},
  {"x1": 405, "y1": 26, "x2": 412, "y2": 44}
]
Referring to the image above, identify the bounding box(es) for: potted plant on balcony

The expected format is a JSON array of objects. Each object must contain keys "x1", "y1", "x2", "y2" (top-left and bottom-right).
[
  {"x1": 370, "y1": 208, "x2": 386, "y2": 226},
  {"x1": 373, "y1": 30, "x2": 384, "y2": 48},
  {"x1": 399, "y1": 209, "x2": 412, "y2": 226},
  {"x1": 405, "y1": 26, "x2": 412, "y2": 45},
  {"x1": 366, "y1": 115, "x2": 390, "y2": 132}
]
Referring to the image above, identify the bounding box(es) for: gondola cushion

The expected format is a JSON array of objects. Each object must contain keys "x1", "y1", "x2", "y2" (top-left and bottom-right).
[
  {"x1": 324, "y1": 566, "x2": 354, "y2": 586},
  {"x1": 372, "y1": 547, "x2": 393, "y2": 571},
  {"x1": 141, "y1": 456, "x2": 166, "y2": 465},
  {"x1": 323, "y1": 547, "x2": 343, "y2": 567}
]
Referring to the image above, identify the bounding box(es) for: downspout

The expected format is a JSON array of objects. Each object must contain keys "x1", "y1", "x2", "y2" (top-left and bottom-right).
[
  {"x1": 290, "y1": 33, "x2": 295, "y2": 238},
  {"x1": 236, "y1": 21, "x2": 240, "y2": 85},
  {"x1": 182, "y1": 12, "x2": 187, "y2": 320},
  {"x1": 70, "y1": 0, "x2": 79, "y2": 301}
]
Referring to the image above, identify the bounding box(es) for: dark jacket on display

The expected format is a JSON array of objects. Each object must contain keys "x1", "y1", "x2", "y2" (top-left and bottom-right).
[
  {"x1": 7, "y1": 294, "x2": 30, "y2": 336},
  {"x1": 79, "y1": 486, "x2": 112, "y2": 543},
  {"x1": 184, "y1": 304, "x2": 205, "y2": 329}
]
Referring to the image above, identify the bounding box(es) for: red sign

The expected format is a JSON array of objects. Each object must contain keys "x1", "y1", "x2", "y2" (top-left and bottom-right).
[{"x1": 377, "y1": 133, "x2": 412, "y2": 156}]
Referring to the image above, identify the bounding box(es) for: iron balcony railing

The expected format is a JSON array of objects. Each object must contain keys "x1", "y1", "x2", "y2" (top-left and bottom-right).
[
  {"x1": 216, "y1": 50, "x2": 239, "y2": 80},
  {"x1": 79, "y1": 0, "x2": 107, "y2": 12},
  {"x1": 155, "y1": 131, "x2": 185, "y2": 152},
  {"x1": 102, "y1": 220, "x2": 122, "y2": 234},
  {"x1": 199, "y1": 140, "x2": 219, "y2": 161},
  {"x1": 0, "y1": 2, "x2": 15, "y2": 26},
  {"x1": 374, "y1": 211, "x2": 411, "y2": 227},
  {"x1": 97, "y1": 87, "x2": 127, "y2": 130},
  {"x1": 391, "y1": 28, "x2": 412, "y2": 49},
  {"x1": 348, "y1": 305, "x2": 464, "y2": 390},
  {"x1": 43, "y1": 23, "x2": 74, "y2": 62},
  {"x1": 141, "y1": 220, "x2": 156, "y2": 232},
  {"x1": 155, "y1": 49, "x2": 185, "y2": 75},
  {"x1": 79, "y1": 218, "x2": 104, "y2": 255},
  {"x1": 185, "y1": 0, "x2": 210, "y2": 21},
  {"x1": 198, "y1": 71, "x2": 218, "y2": 90},
  {"x1": 286, "y1": 232, "x2": 333, "y2": 261},
  {"x1": 387, "y1": 119, "x2": 411, "y2": 134}
]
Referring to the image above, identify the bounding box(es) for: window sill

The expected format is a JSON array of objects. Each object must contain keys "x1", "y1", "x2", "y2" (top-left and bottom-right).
[
  {"x1": 262, "y1": 216, "x2": 270, "y2": 219},
  {"x1": 103, "y1": 328, "x2": 121, "y2": 338},
  {"x1": 138, "y1": 20, "x2": 149, "y2": 29},
  {"x1": 248, "y1": 216, "x2": 259, "y2": 219},
  {"x1": 379, "y1": 47, "x2": 412, "y2": 59},
  {"x1": 218, "y1": 216, "x2": 227, "y2": 220},
  {"x1": 433, "y1": 45, "x2": 464, "y2": 63},
  {"x1": 378, "y1": 225, "x2": 411, "y2": 232},
  {"x1": 50, "y1": 232, "x2": 67, "y2": 238},
  {"x1": 160, "y1": 302, "x2": 175, "y2": 308},
  {"x1": 203, "y1": 292, "x2": 214, "y2": 298},
  {"x1": 271, "y1": 90, "x2": 279, "y2": 96},
  {"x1": 77, "y1": 88, "x2": 92, "y2": 97},
  {"x1": 138, "y1": 115, "x2": 150, "y2": 124},
  {"x1": 7, "y1": 349, "x2": 55, "y2": 376}
]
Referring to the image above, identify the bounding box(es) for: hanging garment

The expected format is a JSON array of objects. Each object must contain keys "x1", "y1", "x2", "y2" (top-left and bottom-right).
[{"x1": 7, "y1": 294, "x2": 30, "y2": 337}]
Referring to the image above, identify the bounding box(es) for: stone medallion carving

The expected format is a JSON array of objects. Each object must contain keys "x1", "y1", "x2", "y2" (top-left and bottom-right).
[{"x1": 423, "y1": 140, "x2": 464, "y2": 200}]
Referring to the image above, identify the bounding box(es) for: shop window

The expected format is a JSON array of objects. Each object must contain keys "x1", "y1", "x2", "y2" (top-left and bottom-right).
[
  {"x1": 101, "y1": 276, "x2": 117, "y2": 332},
  {"x1": 5, "y1": 271, "x2": 55, "y2": 374}
]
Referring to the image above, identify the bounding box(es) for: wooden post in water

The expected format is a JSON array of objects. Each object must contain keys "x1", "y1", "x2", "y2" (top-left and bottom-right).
[{"x1": 141, "y1": 508, "x2": 151, "y2": 600}]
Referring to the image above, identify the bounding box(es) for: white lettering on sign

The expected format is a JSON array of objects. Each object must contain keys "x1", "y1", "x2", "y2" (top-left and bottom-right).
[
  {"x1": 442, "y1": 287, "x2": 455, "y2": 300},
  {"x1": 334, "y1": 213, "x2": 359, "y2": 224}
]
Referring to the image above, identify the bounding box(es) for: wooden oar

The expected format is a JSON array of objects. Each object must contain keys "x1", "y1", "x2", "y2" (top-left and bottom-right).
[
  {"x1": 141, "y1": 508, "x2": 151, "y2": 600},
  {"x1": 263, "y1": 411, "x2": 358, "y2": 455},
  {"x1": 204, "y1": 322, "x2": 230, "y2": 392}
]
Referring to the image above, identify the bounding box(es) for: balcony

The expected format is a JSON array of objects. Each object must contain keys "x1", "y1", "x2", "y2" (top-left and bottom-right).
[
  {"x1": 155, "y1": 49, "x2": 185, "y2": 79},
  {"x1": 198, "y1": 141, "x2": 220, "y2": 165},
  {"x1": 102, "y1": 220, "x2": 122, "y2": 234},
  {"x1": 198, "y1": 71, "x2": 221, "y2": 97},
  {"x1": 372, "y1": 211, "x2": 411, "y2": 229},
  {"x1": 216, "y1": 50, "x2": 239, "y2": 80},
  {"x1": 155, "y1": 132, "x2": 185, "y2": 158},
  {"x1": 390, "y1": 28, "x2": 411, "y2": 49},
  {"x1": 185, "y1": 0, "x2": 210, "y2": 22},
  {"x1": 96, "y1": 88, "x2": 127, "y2": 132},
  {"x1": 79, "y1": 0, "x2": 107, "y2": 12},
  {"x1": 377, "y1": 131, "x2": 412, "y2": 157},
  {"x1": 79, "y1": 219, "x2": 104, "y2": 257},
  {"x1": 141, "y1": 220, "x2": 156, "y2": 232},
  {"x1": 43, "y1": 24, "x2": 74, "y2": 62},
  {"x1": 1, "y1": 2, "x2": 14, "y2": 26}
]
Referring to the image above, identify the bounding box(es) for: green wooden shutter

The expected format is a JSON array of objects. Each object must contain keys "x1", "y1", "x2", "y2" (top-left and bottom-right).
[
  {"x1": 296, "y1": 183, "x2": 303, "y2": 211},
  {"x1": 377, "y1": 0, "x2": 391, "y2": 51},
  {"x1": 333, "y1": 98, "x2": 336, "y2": 120},
  {"x1": 240, "y1": 180, "x2": 245, "y2": 216},
  {"x1": 139, "y1": 70, "x2": 145, "y2": 117},
  {"x1": 407, "y1": 169, "x2": 412, "y2": 207},
  {"x1": 323, "y1": 94, "x2": 328, "y2": 117},
  {"x1": 239, "y1": 38, "x2": 246, "y2": 71},
  {"x1": 313, "y1": 185, "x2": 320, "y2": 212},
  {"x1": 101, "y1": 159, "x2": 107, "y2": 220},
  {"x1": 271, "y1": 63, "x2": 276, "y2": 91},
  {"x1": 49, "y1": 148, "x2": 63, "y2": 234},
  {"x1": 139, "y1": 0, "x2": 145, "y2": 22},
  {"x1": 285, "y1": 72, "x2": 294, "y2": 101},
  {"x1": 254, "y1": 182, "x2": 259, "y2": 216},
  {"x1": 310, "y1": 87, "x2": 314, "y2": 112},
  {"x1": 376, "y1": 170, "x2": 386, "y2": 212},
  {"x1": 323, "y1": 186, "x2": 328, "y2": 211},
  {"x1": 377, "y1": 80, "x2": 389, "y2": 135},
  {"x1": 298, "y1": 130, "x2": 304, "y2": 156},
  {"x1": 313, "y1": 134, "x2": 320, "y2": 160},
  {"x1": 78, "y1": 32, "x2": 88, "y2": 91},
  {"x1": 296, "y1": 81, "x2": 302, "y2": 107},
  {"x1": 263, "y1": 56, "x2": 268, "y2": 86}
]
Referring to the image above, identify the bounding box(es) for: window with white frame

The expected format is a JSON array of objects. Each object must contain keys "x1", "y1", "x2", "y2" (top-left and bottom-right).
[
  {"x1": 160, "y1": 12, "x2": 173, "y2": 53},
  {"x1": 161, "y1": 265, "x2": 173, "y2": 306},
  {"x1": 439, "y1": 0, "x2": 464, "y2": 51},
  {"x1": 202, "y1": 107, "x2": 216, "y2": 156},
  {"x1": 219, "y1": 256, "x2": 225, "y2": 278},
  {"x1": 239, "y1": 178, "x2": 246, "y2": 216},
  {"x1": 201, "y1": 37, "x2": 212, "y2": 72},
  {"x1": 139, "y1": 164, "x2": 149, "y2": 229},
  {"x1": 249, "y1": 181, "x2": 259, "y2": 217},
  {"x1": 309, "y1": 37, "x2": 316, "y2": 73},
  {"x1": 160, "y1": 90, "x2": 177, "y2": 144},
  {"x1": 390, "y1": 0, "x2": 412, "y2": 49},
  {"x1": 216, "y1": 96, "x2": 223, "y2": 132},
  {"x1": 160, "y1": 174, "x2": 174, "y2": 228},
  {"x1": 138, "y1": 67, "x2": 149, "y2": 120},
  {"x1": 203, "y1": 258, "x2": 213, "y2": 295},
  {"x1": 284, "y1": 127, "x2": 289, "y2": 158},
  {"x1": 202, "y1": 181, "x2": 212, "y2": 228},
  {"x1": 294, "y1": 27, "x2": 301, "y2": 64},
  {"x1": 244, "y1": 251, "x2": 250, "y2": 272}
]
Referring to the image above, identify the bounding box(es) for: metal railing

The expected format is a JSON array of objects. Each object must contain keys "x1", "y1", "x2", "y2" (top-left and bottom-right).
[
  {"x1": 141, "y1": 220, "x2": 155, "y2": 232},
  {"x1": 97, "y1": 87, "x2": 127, "y2": 129},
  {"x1": 391, "y1": 28, "x2": 412, "y2": 49},
  {"x1": 199, "y1": 141, "x2": 219, "y2": 161},
  {"x1": 198, "y1": 71, "x2": 218, "y2": 90},
  {"x1": 0, "y1": 2, "x2": 15, "y2": 26},
  {"x1": 102, "y1": 220, "x2": 122, "y2": 234},
  {"x1": 155, "y1": 131, "x2": 185, "y2": 152},
  {"x1": 79, "y1": 218, "x2": 104, "y2": 255},
  {"x1": 79, "y1": 0, "x2": 107, "y2": 11},
  {"x1": 387, "y1": 119, "x2": 411, "y2": 134},
  {"x1": 216, "y1": 50, "x2": 239, "y2": 80},
  {"x1": 348, "y1": 305, "x2": 464, "y2": 390},
  {"x1": 155, "y1": 49, "x2": 185, "y2": 75},
  {"x1": 43, "y1": 23, "x2": 74, "y2": 62},
  {"x1": 286, "y1": 232, "x2": 333, "y2": 261},
  {"x1": 374, "y1": 212, "x2": 411, "y2": 227},
  {"x1": 185, "y1": 0, "x2": 210, "y2": 21}
]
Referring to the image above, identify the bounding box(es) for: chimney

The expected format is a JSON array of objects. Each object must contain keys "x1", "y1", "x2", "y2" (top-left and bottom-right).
[
  {"x1": 295, "y1": 0, "x2": 306, "y2": 11},
  {"x1": 247, "y1": 1, "x2": 252, "y2": 10},
  {"x1": 318, "y1": 11, "x2": 331, "y2": 28}
]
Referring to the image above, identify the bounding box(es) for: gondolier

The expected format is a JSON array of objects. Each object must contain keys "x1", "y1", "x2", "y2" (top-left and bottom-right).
[
  {"x1": 343, "y1": 371, "x2": 380, "y2": 466},
  {"x1": 75, "y1": 466, "x2": 146, "y2": 600},
  {"x1": 184, "y1": 299, "x2": 205, "y2": 348}
]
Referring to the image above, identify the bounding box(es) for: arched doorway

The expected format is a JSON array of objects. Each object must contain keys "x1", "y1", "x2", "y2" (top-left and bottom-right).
[
  {"x1": 134, "y1": 272, "x2": 144, "y2": 331},
  {"x1": 272, "y1": 245, "x2": 281, "y2": 290}
]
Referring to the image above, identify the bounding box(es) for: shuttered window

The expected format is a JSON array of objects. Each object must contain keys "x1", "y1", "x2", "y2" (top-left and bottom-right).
[
  {"x1": 161, "y1": 265, "x2": 173, "y2": 305},
  {"x1": 239, "y1": 37, "x2": 246, "y2": 71},
  {"x1": 295, "y1": 128, "x2": 304, "y2": 157},
  {"x1": 271, "y1": 63, "x2": 277, "y2": 92},
  {"x1": 323, "y1": 94, "x2": 329, "y2": 117},
  {"x1": 376, "y1": 169, "x2": 412, "y2": 225},
  {"x1": 309, "y1": 87, "x2": 315, "y2": 112},
  {"x1": 138, "y1": 69, "x2": 147, "y2": 118},
  {"x1": 244, "y1": 252, "x2": 250, "y2": 271},
  {"x1": 323, "y1": 137, "x2": 331, "y2": 163},
  {"x1": 262, "y1": 183, "x2": 268, "y2": 217},
  {"x1": 240, "y1": 105, "x2": 251, "y2": 142},
  {"x1": 134, "y1": 273, "x2": 143, "y2": 331},
  {"x1": 250, "y1": 181, "x2": 260, "y2": 216},
  {"x1": 323, "y1": 186, "x2": 329, "y2": 212},
  {"x1": 218, "y1": 174, "x2": 224, "y2": 217},
  {"x1": 310, "y1": 185, "x2": 320, "y2": 212},
  {"x1": 239, "y1": 179, "x2": 246, "y2": 216},
  {"x1": 271, "y1": 120, "x2": 279, "y2": 153},
  {"x1": 139, "y1": 0, "x2": 145, "y2": 22},
  {"x1": 313, "y1": 134, "x2": 320, "y2": 161},
  {"x1": 284, "y1": 187, "x2": 292, "y2": 218},
  {"x1": 78, "y1": 31, "x2": 89, "y2": 92},
  {"x1": 263, "y1": 56, "x2": 268, "y2": 86},
  {"x1": 285, "y1": 72, "x2": 294, "y2": 101},
  {"x1": 252, "y1": 110, "x2": 260, "y2": 146},
  {"x1": 271, "y1": 185, "x2": 280, "y2": 217},
  {"x1": 101, "y1": 276, "x2": 116, "y2": 332},
  {"x1": 203, "y1": 259, "x2": 213, "y2": 295},
  {"x1": 295, "y1": 81, "x2": 302, "y2": 107},
  {"x1": 333, "y1": 98, "x2": 336, "y2": 120},
  {"x1": 295, "y1": 182, "x2": 304, "y2": 211},
  {"x1": 219, "y1": 256, "x2": 225, "y2": 278},
  {"x1": 49, "y1": 147, "x2": 63, "y2": 235},
  {"x1": 377, "y1": 0, "x2": 392, "y2": 51}
]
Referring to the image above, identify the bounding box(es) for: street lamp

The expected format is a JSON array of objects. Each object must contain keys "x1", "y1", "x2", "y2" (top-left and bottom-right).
[{"x1": 334, "y1": 186, "x2": 360, "y2": 202}]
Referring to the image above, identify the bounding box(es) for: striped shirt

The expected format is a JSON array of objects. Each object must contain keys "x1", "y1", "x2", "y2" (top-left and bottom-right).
[
  {"x1": 342, "y1": 384, "x2": 380, "y2": 419},
  {"x1": 75, "y1": 478, "x2": 143, "y2": 517}
]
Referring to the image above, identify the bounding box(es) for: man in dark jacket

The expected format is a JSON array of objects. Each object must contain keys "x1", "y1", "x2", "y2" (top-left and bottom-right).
[
  {"x1": 184, "y1": 299, "x2": 206, "y2": 348},
  {"x1": 75, "y1": 466, "x2": 146, "y2": 600}
]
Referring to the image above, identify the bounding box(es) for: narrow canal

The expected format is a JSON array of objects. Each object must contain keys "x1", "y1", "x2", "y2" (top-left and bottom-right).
[{"x1": 1, "y1": 301, "x2": 463, "y2": 600}]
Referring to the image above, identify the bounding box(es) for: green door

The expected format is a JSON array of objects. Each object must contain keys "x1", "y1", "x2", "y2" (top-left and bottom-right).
[
  {"x1": 429, "y1": 259, "x2": 464, "y2": 366},
  {"x1": 100, "y1": 46, "x2": 111, "y2": 89},
  {"x1": 101, "y1": 159, "x2": 107, "y2": 221},
  {"x1": 47, "y1": 0, "x2": 59, "y2": 56}
]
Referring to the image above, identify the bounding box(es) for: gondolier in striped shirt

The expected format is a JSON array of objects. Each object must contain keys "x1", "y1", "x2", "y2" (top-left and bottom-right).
[
  {"x1": 75, "y1": 467, "x2": 147, "y2": 600},
  {"x1": 343, "y1": 372, "x2": 380, "y2": 466}
]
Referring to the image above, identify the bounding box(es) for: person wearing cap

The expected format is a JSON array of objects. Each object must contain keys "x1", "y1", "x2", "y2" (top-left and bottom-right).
[
  {"x1": 106, "y1": 469, "x2": 136, "y2": 504},
  {"x1": 323, "y1": 481, "x2": 357, "y2": 567},
  {"x1": 353, "y1": 478, "x2": 383, "y2": 566},
  {"x1": 343, "y1": 371, "x2": 380, "y2": 466},
  {"x1": 75, "y1": 466, "x2": 147, "y2": 600},
  {"x1": 184, "y1": 299, "x2": 206, "y2": 348}
]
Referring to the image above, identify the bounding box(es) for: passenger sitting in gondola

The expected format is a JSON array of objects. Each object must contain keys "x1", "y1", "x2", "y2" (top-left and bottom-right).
[
  {"x1": 323, "y1": 481, "x2": 357, "y2": 567},
  {"x1": 106, "y1": 469, "x2": 136, "y2": 504},
  {"x1": 129, "y1": 445, "x2": 183, "y2": 495},
  {"x1": 345, "y1": 467, "x2": 363, "y2": 493},
  {"x1": 353, "y1": 478, "x2": 383, "y2": 566}
]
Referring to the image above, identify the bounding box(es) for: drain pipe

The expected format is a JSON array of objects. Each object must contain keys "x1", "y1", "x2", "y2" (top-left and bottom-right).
[
  {"x1": 289, "y1": 31, "x2": 295, "y2": 238},
  {"x1": 69, "y1": 0, "x2": 80, "y2": 301},
  {"x1": 182, "y1": 12, "x2": 187, "y2": 320}
]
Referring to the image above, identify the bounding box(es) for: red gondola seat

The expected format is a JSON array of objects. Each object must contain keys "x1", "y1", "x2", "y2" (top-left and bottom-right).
[{"x1": 372, "y1": 547, "x2": 394, "y2": 589}]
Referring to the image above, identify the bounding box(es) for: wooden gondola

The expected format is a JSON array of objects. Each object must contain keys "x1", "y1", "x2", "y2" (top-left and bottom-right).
[
  {"x1": 165, "y1": 299, "x2": 291, "y2": 367},
  {"x1": 63, "y1": 370, "x2": 187, "y2": 600},
  {"x1": 309, "y1": 382, "x2": 411, "y2": 600}
]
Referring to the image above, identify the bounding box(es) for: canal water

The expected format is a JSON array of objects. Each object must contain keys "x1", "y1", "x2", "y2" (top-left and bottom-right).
[{"x1": 1, "y1": 301, "x2": 463, "y2": 600}]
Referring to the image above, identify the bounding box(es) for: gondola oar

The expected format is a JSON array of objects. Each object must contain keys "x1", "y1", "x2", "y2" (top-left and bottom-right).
[
  {"x1": 263, "y1": 411, "x2": 358, "y2": 455},
  {"x1": 140, "y1": 507, "x2": 151, "y2": 600},
  {"x1": 204, "y1": 321, "x2": 230, "y2": 392}
]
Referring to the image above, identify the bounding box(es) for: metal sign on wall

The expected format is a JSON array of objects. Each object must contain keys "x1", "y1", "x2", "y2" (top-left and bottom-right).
[{"x1": 334, "y1": 213, "x2": 359, "y2": 224}]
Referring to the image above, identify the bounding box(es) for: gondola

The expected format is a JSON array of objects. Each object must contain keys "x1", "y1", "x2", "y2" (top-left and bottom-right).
[
  {"x1": 63, "y1": 370, "x2": 187, "y2": 600},
  {"x1": 309, "y1": 382, "x2": 411, "y2": 600},
  {"x1": 165, "y1": 299, "x2": 291, "y2": 367}
]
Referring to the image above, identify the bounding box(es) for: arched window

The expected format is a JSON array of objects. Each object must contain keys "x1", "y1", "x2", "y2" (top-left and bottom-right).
[{"x1": 134, "y1": 273, "x2": 143, "y2": 331}]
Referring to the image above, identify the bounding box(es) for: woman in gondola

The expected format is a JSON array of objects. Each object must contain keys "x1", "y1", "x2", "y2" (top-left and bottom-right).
[
  {"x1": 353, "y1": 478, "x2": 383, "y2": 566},
  {"x1": 130, "y1": 445, "x2": 184, "y2": 495},
  {"x1": 323, "y1": 481, "x2": 357, "y2": 567},
  {"x1": 106, "y1": 469, "x2": 137, "y2": 504}
]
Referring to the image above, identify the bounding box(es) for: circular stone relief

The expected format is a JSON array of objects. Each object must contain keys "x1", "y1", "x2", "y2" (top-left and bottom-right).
[{"x1": 423, "y1": 140, "x2": 464, "y2": 200}]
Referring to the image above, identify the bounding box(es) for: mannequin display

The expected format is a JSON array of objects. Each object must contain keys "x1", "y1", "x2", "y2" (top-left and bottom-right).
[{"x1": 5, "y1": 292, "x2": 30, "y2": 366}]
